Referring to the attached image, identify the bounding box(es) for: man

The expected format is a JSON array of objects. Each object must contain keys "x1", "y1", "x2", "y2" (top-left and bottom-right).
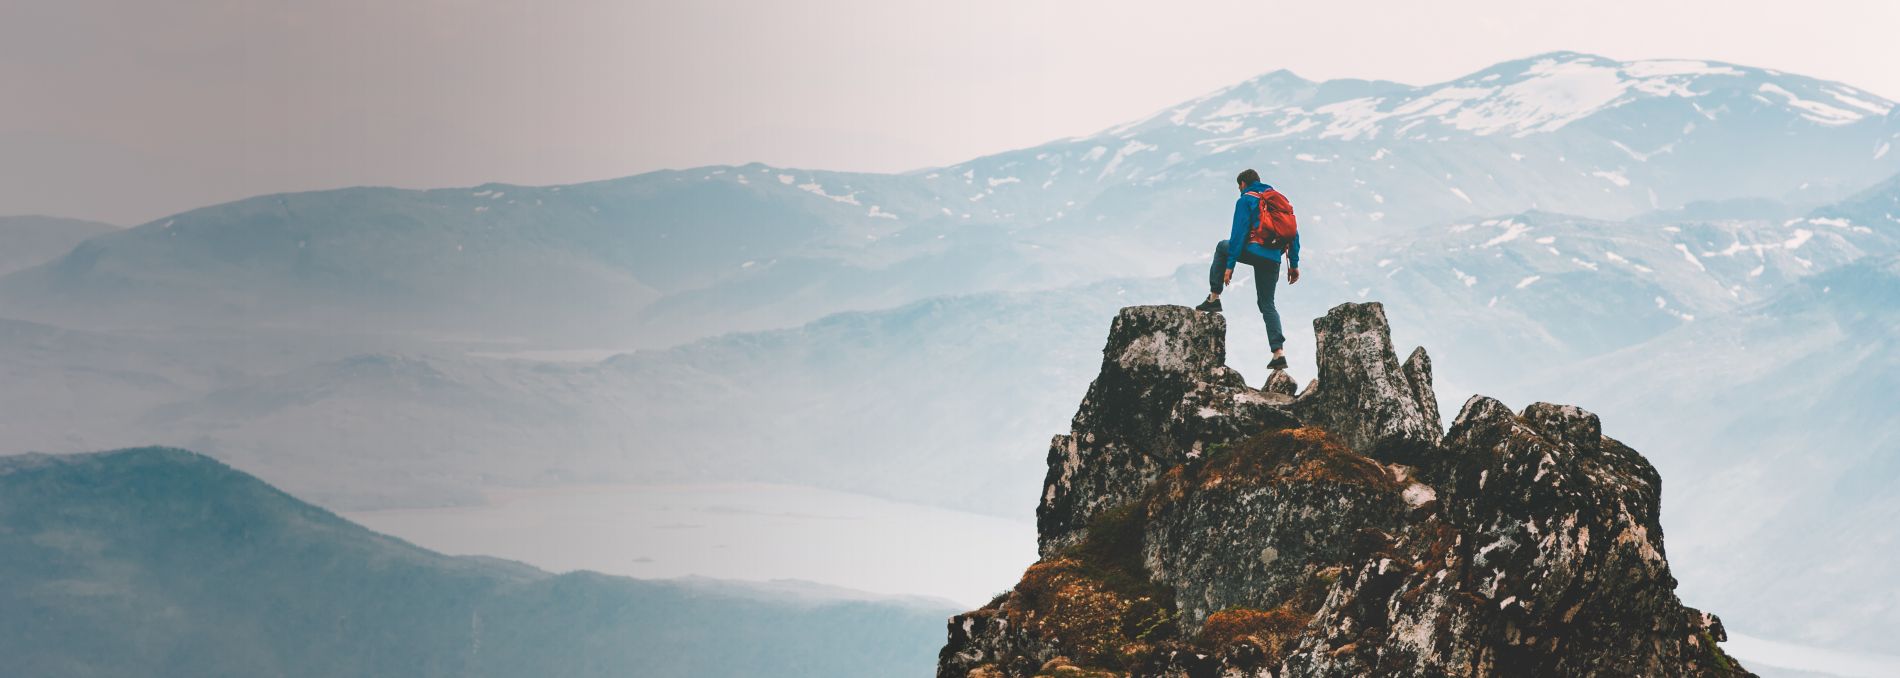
[{"x1": 1195, "y1": 169, "x2": 1300, "y2": 370}]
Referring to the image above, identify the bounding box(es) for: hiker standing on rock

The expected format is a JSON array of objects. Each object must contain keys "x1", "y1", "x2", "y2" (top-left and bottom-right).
[{"x1": 1195, "y1": 169, "x2": 1301, "y2": 370}]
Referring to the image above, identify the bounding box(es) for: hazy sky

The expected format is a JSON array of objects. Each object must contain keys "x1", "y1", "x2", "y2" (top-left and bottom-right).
[{"x1": 5, "y1": 0, "x2": 1899, "y2": 225}]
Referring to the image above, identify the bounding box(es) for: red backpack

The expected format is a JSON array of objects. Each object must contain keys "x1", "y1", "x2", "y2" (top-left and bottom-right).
[{"x1": 1245, "y1": 189, "x2": 1298, "y2": 251}]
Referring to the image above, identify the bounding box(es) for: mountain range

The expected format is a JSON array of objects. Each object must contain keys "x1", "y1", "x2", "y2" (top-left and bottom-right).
[
  {"x1": 2, "y1": 52, "x2": 1895, "y2": 346},
  {"x1": 2, "y1": 51, "x2": 1898, "y2": 671}
]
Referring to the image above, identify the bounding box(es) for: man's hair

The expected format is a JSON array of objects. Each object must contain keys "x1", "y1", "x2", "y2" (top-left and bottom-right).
[{"x1": 1236, "y1": 169, "x2": 1260, "y2": 185}]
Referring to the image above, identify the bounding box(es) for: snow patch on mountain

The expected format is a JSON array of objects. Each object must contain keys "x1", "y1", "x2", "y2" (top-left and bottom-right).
[
  {"x1": 1098, "y1": 140, "x2": 1157, "y2": 180},
  {"x1": 797, "y1": 182, "x2": 861, "y2": 205},
  {"x1": 1758, "y1": 83, "x2": 1867, "y2": 125},
  {"x1": 1675, "y1": 243, "x2": 1708, "y2": 271},
  {"x1": 1613, "y1": 140, "x2": 1677, "y2": 162},
  {"x1": 1481, "y1": 219, "x2": 1532, "y2": 247},
  {"x1": 1593, "y1": 170, "x2": 1632, "y2": 187},
  {"x1": 1621, "y1": 60, "x2": 1743, "y2": 78},
  {"x1": 1448, "y1": 57, "x2": 1632, "y2": 135}
]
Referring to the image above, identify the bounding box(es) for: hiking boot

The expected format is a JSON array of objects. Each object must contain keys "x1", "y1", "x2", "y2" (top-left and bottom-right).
[
  {"x1": 1267, "y1": 355, "x2": 1288, "y2": 370},
  {"x1": 1194, "y1": 298, "x2": 1223, "y2": 313}
]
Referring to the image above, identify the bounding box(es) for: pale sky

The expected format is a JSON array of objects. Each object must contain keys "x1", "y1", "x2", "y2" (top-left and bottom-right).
[{"x1": 5, "y1": 0, "x2": 1899, "y2": 225}]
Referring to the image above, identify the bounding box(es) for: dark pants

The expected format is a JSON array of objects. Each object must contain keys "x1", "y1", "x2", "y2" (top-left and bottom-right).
[{"x1": 1209, "y1": 240, "x2": 1285, "y2": 351}]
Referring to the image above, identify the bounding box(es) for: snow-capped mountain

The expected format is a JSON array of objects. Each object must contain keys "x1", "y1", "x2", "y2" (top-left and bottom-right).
[
  {"x1": 916, "y1": 51, "x2": 1900, "y2": 250},
  {"x1": 4, "y1": 53, "x2": 1897, "y2": 348}
]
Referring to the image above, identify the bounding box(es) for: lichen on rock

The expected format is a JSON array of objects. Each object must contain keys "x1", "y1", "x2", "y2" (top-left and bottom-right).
[{"x1": 939, "y1": 303, "x2": 1752, "y2": 678}]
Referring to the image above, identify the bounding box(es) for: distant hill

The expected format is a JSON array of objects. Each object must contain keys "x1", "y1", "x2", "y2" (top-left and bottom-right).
[
  {"x1": 0, "y1": 215, "x2": 118, "y2": 276},
  {"x1": 0, "y1": 175, "x2": 1064, "y2": 347},
  {"x1": 0, "y1": 447, "x2": 955, "y2": 678}
]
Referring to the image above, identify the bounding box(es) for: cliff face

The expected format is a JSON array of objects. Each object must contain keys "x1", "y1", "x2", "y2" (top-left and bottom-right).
[{"x1": 940, "y1": 303, "x2": 1750, "y2": 678}]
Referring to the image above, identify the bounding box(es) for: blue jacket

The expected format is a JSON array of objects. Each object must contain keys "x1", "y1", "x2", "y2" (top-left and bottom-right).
[{"x1": 1226, "y1": 181, "x2": 1301, "y2": 271}]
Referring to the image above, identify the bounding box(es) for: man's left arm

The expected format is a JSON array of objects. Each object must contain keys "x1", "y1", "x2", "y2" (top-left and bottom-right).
[{"x1": 1287, "y1": 233, "x2": 1301, "y2": 284}]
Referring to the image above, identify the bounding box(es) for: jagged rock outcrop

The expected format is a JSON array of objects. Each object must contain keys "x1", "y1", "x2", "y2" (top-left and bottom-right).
[
  {"x1": 1291, "y1": 303, "x2": 1441, "y2": 464},
  {"x1": 940, "y1": 303, "x2": 1749, "y2": 678},
  {"x1": 1037, "y1": 306, "x2": 1299, "y2": 557}
]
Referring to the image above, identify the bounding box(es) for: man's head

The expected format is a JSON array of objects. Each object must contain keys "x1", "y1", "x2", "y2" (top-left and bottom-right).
[{"x1": 1236, "y1": 169, "x2": 1260, "y2": 190}]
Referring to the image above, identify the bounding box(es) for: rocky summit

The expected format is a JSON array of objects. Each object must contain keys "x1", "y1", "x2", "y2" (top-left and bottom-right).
[{"x1": 939, "y1": 302, "x2": 1750, "y2": 678}]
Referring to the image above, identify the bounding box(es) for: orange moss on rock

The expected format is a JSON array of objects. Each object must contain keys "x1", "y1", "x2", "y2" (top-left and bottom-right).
[
  {"x1": 990, "y1": 500, "x2": 1181, "y2": 673},
  {"x1": 1191, "y1": 564, "x2": 1338, "y2": 667},
  {"x1": 1033, "y1": 657, "x2": 1126, "y2": 677},
  {"x1": 1198, "y1": 606, "x2": 1309, "y2": 656},
  {"x1": 1153, "y1": 465, "x2": 1191, "y2": 505},
  {"x1": 1012, "y1": 560, "x2": 1123, "y2": 651},
  {"x1": 1003, "y1": 558, "x2": 1165, "y2": 670},
  {"x1": 1194, "y1": 427, "x2": 1398, "y2": 492}
]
